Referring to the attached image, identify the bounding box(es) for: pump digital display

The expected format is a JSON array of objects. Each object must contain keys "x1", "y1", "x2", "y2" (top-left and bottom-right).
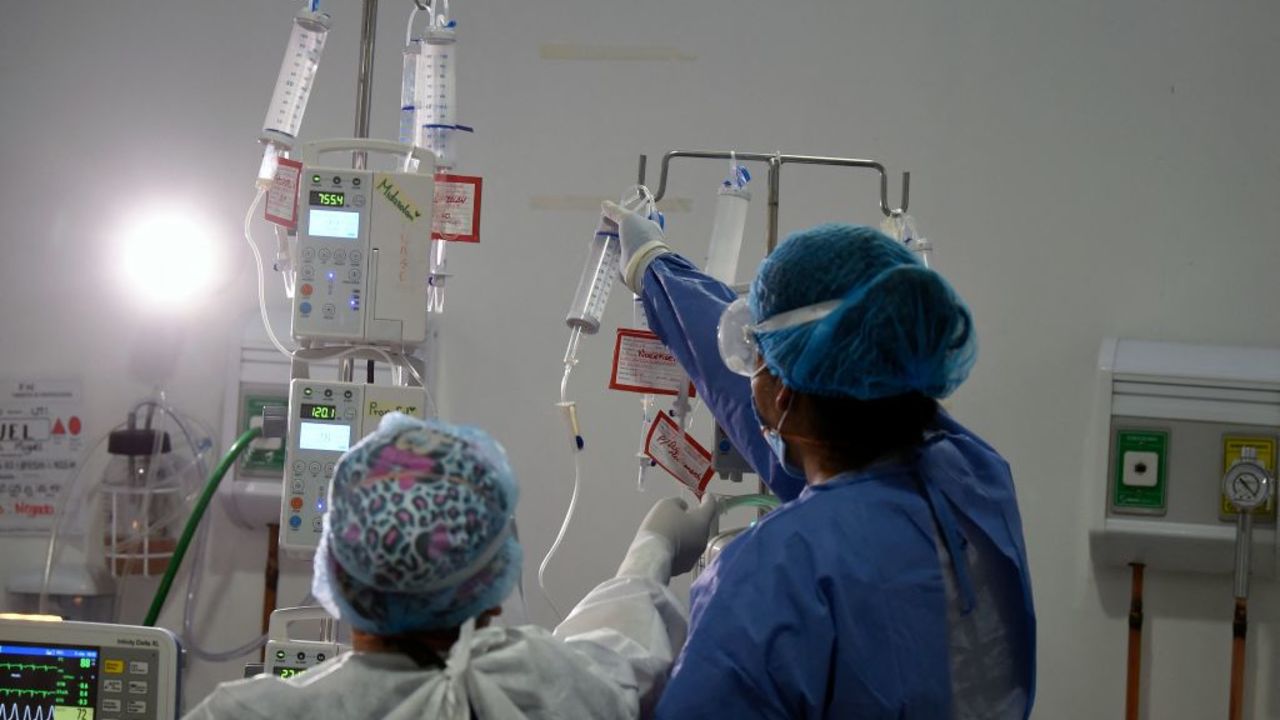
[
  {"x1": 298, "y1": 422, "x2": 351, "y2": 452},
  {"x1": 308, "y1": 208, "x2": 360, "y2": 239},
  {"x1": 274, "y1": 666, "x2": 308, "y2": 679},
  {"x1": 309, "y1": 191, "x2": 345, "y2": 207},
  {"x1": 301, "y1": 404, "x2": 338, "y2": 420}
]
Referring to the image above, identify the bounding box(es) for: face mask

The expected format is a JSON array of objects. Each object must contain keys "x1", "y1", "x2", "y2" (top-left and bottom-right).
[{"x1": 753, "y1": 365, "x2": 804, "y2": 477}]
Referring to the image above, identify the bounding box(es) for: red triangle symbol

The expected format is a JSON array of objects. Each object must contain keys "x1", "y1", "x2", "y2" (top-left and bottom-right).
[{"x1": 51, "y1": 418, "x2": 66, "y2": 435}]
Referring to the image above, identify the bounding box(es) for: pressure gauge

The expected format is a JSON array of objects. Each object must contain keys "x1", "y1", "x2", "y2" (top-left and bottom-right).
[{"x1": 1223, "y1": 457, "x2": 1273, "y2": 512}]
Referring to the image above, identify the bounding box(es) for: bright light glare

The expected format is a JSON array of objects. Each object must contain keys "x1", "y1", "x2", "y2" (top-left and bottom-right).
[{"x1": 119, "y1": 209, "x2": 221, "y2": 309}]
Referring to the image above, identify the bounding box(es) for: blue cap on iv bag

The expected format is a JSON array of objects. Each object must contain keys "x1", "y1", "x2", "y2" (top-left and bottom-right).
[{"x1": 723, "y1": 165, "x2": 751, "y2": 190}]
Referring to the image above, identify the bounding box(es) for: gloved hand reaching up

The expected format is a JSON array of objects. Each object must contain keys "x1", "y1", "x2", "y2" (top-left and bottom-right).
[{"x1": 601, "y1": 200, "x2": 671, "y2": 293}]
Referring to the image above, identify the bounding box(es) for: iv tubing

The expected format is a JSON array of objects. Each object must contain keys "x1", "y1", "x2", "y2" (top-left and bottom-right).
[
  {"x1": 539, "y1": 371, "x2": 581, "y2": 621},
  {"x1": 37, "y1": 432, "x2": 116, "y2": 613},
  {"x1": 537, "y1": 444, "x2": 579, "y2": 622},
  {"x1": 245, "y1": 189, "x2": 295, "y2": 359},
  {"x1": 274, "y1": 224, "x2": 296, "y2": 298},
  {"x1": 405, "y1": 5, "x2": 420, "y2": 44},
  {"x1": 561, "y1": 328, "x2": 581, "y2": 394},
  {"x1": 143, "y1": 427, "x2": 262, "y2": 627},
  {"x1": 127, "y1": 403, "x2": 256, "y2": 660},
  {"x1": 159, "y1": 401, "x2": 265, "y2": 660}
]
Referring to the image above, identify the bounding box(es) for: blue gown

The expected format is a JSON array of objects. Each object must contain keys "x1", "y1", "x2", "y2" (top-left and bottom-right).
[{"x1": 641, "y1": 254, "x2": 1036, "y2": 719}]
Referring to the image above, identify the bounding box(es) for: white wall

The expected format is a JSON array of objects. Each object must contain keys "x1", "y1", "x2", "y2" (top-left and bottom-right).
[{"x1": 2, "y1": 0, "x2": 1279, "y2": 716}]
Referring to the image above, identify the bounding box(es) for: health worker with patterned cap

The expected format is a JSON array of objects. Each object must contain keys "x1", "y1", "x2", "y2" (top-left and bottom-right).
[
  {"x1": 184, "y1": 412, "x2": 711, "y2": 720},
  {"x1": 602, "y1": 202, "x2": 1037, "y2": 719}
]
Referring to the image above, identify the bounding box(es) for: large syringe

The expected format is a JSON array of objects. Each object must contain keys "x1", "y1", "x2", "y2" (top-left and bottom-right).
[
  {"x1": 540, "y1": 186, "x2": 655, "y2": 617},
  {"x1": 401, "y1": 1, "x2": 472, "y2": 313},
  {"x1": 256, "y1": 7, "x2": 332, "y2": 187},
  {"x1": 562, "y1": 186, "x2": 656, "y2": 375}
]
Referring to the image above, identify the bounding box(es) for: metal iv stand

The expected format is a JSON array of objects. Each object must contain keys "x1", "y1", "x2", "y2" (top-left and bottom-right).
[
  {"x1": 634, "y1": 150, "x2": 911, "y2": 493},
  {"x1": 338, "y1": 0, "x2": 379, "y2": 385}
]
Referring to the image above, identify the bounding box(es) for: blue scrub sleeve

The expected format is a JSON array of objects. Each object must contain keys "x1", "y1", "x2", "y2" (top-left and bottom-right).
[
  {"x1": 641, "y1": 254, "x2": 806, "y2": 502},
  {"x1": 653, "y1": 533, "x2": 835, "y2": 719}
]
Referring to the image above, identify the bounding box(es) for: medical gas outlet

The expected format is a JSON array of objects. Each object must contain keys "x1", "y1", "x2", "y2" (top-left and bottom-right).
[
  {"x1": 1219, "y1": 437, "x2": 1276, "y2": 521},
  {"x1": 1113, "y1": 429, "x2": 1169, "y2": 514},
  {"x1": 1091, "y1": 338, "x2": 1280, "y2": 576}
]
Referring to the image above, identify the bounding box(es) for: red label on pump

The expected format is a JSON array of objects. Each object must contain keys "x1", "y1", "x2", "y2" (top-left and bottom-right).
[
  {"x1": 264, "y1": 157, "x2": 303, "y2": 229},
  {"x1": 432, "y1": 174, "x2": 482, "y2": 243}
]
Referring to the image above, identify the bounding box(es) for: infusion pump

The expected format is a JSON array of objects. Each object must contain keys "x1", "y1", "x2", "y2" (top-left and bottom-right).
[
  {"x1": 281, "y1": 378, "x2": 429, "y2": 552},
  {"x1": 293, "y1": 139, "x2": 435, "y2": 347}
]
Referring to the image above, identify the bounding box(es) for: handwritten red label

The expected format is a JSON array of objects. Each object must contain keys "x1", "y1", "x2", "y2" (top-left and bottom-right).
[
  {"x1": 644, "y1": 411, "x2": 713, "y2": 497},
  {"x1": 432, "y1": 173, "x2": 482, "y2": 243},
  {"x1": 609, "y1": 329, "x2": 697, "y2": 397},
  {"x1": 264, "y1": 157, "x2": 303, "y2": 229}
]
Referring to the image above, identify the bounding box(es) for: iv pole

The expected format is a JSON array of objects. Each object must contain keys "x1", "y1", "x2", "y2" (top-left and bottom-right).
[{"x1": 340, "y1": 0, "x2": 380, "y2": 384}]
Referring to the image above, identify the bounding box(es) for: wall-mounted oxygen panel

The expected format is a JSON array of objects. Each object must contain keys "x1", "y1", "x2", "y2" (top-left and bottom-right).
[{"x1": 1090, "y1": 339, "x2": 1280, "y2": 576}]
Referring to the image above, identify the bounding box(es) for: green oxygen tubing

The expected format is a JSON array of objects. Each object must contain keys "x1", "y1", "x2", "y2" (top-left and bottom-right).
[
  {"x1": 142, "y1": 427, "x2": 262, "y2": 627},
  {"x1": 718, "y1": 493, "x2": 780, "y2": 514}
]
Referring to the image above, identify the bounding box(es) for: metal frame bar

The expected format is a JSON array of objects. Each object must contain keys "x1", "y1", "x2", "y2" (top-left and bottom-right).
[{"x1": 638, "y1": 150, "x2": 910, "y2": 252}]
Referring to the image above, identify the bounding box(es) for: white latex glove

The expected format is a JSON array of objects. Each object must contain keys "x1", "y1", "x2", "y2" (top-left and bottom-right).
[
  {"x1": 601, "y1": 200, "x2": 671, "y2": 293},
  {"x1": 631, "y1": 495, "x2": 719, "y2": 578}
]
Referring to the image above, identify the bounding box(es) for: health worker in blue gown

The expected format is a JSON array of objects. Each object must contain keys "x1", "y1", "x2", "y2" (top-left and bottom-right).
[{"x1": 601, "y1": 203, "x2": 1036, "y2": 720}]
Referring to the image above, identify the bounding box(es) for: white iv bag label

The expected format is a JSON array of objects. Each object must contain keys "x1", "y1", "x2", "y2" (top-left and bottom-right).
[
  {"x1": 432, "y1": 174, "x2": 482, "y2": 243},
  {"x1": 645, "y1": 411, "x2": 713, "y2": 497},
  {"x1": 0, "y1": 380, "x2": 84, "y2": 533},
  {"x1": 264, "y1": 157, "x2": 303, "y2": 229},
  {"x1": 610, "y1": 329, "x2": 697, "y2": 397}
]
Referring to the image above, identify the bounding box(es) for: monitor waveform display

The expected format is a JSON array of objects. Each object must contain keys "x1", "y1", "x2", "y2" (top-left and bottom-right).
[
  {"x1": 0, "y1": 702, "x2": 56, "y2": 720},
  {"x1": 0, "y1": 643, "x2": 96, "y2": 720}
]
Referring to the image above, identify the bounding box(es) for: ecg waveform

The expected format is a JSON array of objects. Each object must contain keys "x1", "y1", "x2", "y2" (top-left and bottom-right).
[
  {"x1": 0, "y1": 702, "x2": 55, "y2": 720},
  {"x1": 0, "y1": 691, "x2": 54, "y2": 700}
]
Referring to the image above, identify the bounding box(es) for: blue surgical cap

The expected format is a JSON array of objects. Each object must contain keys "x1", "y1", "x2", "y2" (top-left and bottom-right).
[
  {"x1": 748, "y1": 223, "x2": 976, "y2": 400},
  {"x1": 312, "y1": 412, "x2": 522, "y2": 634}
]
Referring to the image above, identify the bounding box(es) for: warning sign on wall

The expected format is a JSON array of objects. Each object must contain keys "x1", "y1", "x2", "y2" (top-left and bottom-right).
[{"x1": 0, "y1": 380, "x2": 84, "y2": 533}]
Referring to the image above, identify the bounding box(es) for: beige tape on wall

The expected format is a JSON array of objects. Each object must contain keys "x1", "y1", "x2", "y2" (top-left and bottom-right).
[
  {"x1": 538, "y1": 44, "x2": 696, "y2": 62},
  {"x1": 529, "y1": 196, "x2": 693, "y2": 213}
]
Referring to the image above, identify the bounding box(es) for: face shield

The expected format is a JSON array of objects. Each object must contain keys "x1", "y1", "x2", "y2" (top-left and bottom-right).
[{"x1": 716, "y1": 296, "x2": 842, "y2": 376}]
